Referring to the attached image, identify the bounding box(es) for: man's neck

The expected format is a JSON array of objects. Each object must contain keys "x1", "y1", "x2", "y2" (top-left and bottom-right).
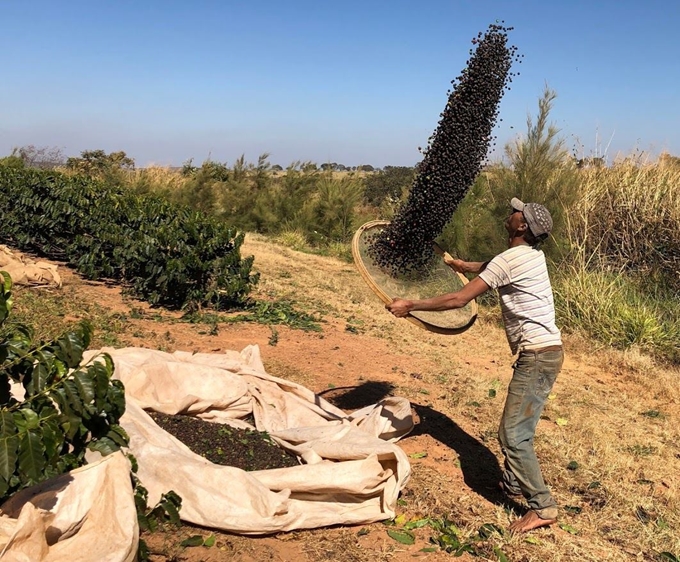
[{"x1": 508, "y1": 237, "x2": 530, "y2": 249}]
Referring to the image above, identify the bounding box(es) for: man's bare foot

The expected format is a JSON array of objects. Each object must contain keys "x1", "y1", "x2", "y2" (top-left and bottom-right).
[{"x1": 508, "y1": 510, "x2": 556, "y2": 533}]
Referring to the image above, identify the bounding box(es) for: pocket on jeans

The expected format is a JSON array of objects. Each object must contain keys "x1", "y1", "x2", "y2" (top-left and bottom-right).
[{"x1": 537, "y1": 353, "x2": 562, "y2": 394}]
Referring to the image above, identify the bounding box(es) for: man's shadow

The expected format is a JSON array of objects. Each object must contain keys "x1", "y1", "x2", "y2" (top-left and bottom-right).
[
  {"x1": 411, "y1": 403, "x2": 524, "y2": 511},
  {"x1": 319, "y1": 381, "x2": 523, "y2": 512}
]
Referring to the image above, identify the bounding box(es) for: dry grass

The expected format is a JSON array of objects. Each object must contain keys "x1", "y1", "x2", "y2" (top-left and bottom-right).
[
  {"x1": 570, "y1": 158, "x2": 680, "y2": 280},
  {"x1": 125, "y1": 166, "x2": 187, "y2": 192}
]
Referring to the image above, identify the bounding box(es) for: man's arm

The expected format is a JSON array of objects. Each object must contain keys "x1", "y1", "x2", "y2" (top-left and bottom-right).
[
  {"x1": 444, "y1": 257, "x2": 489, "y2": 275},
  {"x1": 386, "y1": 276, "x2": 490, "y2": 318}
]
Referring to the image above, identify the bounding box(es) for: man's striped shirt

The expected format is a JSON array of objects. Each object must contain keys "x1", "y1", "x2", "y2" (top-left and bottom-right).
[{"x1": 478, "y1": 245, "x2": 562, "y2": 355}]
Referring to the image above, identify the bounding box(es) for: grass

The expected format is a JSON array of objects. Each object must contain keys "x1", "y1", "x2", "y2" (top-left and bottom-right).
[
  {"x1": 5, "y1": 285, "x2": 128, "y2": 348},
  {"x1": 553, "y1": 263, "x2": 680, "y2": 363}
]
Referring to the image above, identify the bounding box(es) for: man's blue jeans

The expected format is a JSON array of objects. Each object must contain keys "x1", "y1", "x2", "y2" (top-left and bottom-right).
[{"x1": 498, "y1": 348, "x2": 564, "y2": 520}]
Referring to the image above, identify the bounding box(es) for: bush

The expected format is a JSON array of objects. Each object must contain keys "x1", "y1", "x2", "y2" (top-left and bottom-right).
[
  {"x1": 0, "y1": 272, "x2": 127, "y2": 501},
  {"x1": 0, "y1": 164, "x2": 258, "y2": 309},
  {"x1": 276, "y1": 229, "x2": 309, "y2": 251},
  {"x1": 309, "y1": 175, "x2": 364, "y2": 243},
  {"x1": 569, "y1": 159, "x2": 680, "y2": 289},
  {"x1": 363, "y1": 166, "x2": 416, "y2": 207}
]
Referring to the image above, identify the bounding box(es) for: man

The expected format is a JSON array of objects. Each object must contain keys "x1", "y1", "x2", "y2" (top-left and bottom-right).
[{"x1": 386, "y1": 198, "x2": 563, "y2": 533}]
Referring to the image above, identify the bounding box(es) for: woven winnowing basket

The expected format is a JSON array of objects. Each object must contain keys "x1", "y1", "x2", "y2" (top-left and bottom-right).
[{"x1": 352, "y1": 220, "x2": 477, "y2": 335}]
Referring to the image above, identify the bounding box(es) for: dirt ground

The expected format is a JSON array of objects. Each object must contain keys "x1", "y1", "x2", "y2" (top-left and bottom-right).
[{"x1": 8, "y1": 234, "x2": 679, "y2": 562}]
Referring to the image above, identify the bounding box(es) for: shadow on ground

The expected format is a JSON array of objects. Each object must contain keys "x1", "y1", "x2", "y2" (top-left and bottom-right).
[
  {"x1": 318, "y1": 380, "x2": 396, "y2": 410},
  {"x1": 411, "y1": 403, "x2": 523, "y2": 512},
  {"x1": 319, "y1": 381, "x2": 524, "y2": 512}
]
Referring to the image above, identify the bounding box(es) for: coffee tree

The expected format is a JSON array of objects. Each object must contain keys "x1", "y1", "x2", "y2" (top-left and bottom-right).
[{"x1": 0, "y1": 272, "x2": 127, "y2": 501}]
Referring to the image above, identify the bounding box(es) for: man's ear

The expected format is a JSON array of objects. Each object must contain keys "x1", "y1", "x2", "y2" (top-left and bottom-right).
[{"x1": 517, "y1": 222, "x2": 528, "y2": 233}]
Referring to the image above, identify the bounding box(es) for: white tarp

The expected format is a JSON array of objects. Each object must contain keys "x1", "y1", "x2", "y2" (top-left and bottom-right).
[
  {"x1": 0, "y1": 452, "x2": 137, "y2": 562},
  {"x1": 0, "y1": 246, "x2": 61, "y2": 288},
  {"x1": 107, "y1": 345, "x2": 413, "y2": 534},
  {"x1": 0, "y1": 344, "x2": 413, "y2": 560}
]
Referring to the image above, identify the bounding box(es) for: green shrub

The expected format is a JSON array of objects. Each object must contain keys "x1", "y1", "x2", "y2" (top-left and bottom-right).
[
  {"x1": 0, "y1": 273, "x2": 127, "y2": 501},
  {"x1": 276, "y1": 230, "x2": 309, "y2": 251},
  {"x1": 569, "y1": 160, "x2": 680, "y2": 290},
  {"x1": 309, "y1": 175, "x2": 364, "y2": 243},
  {"x1": 0, "y1": 164, "x2": 258, "y2": 309},
  {"x1": 363, "y1": 166, "x2": 415, "y2": 207}
]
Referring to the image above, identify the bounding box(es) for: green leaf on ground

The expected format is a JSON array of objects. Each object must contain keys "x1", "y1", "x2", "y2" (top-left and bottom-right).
[
  {"x1": 404, "y1": 518, "x2": 430, "y2": 530},
  {"x1": 559, "y1": 523, "x2": 579, "y2": 535},
  {"x1": 409, "y1": 452, "x2": 427, "y2": 459},
  {"x1": 640, "y1": 410, "x2": 662, "y2": 418},
  {"x1": 525, "y1": 536, "x2": 540, "y2": 545},
  {"x1": 180, "y1": 535, "x2": 205, "y2": 547},
  {"x1": 494, "y1": 546, "x2": 510, "y2": 562},
  {"x1": 387, "y1": 529, "x2": 415, "y2": 545},
  {"x1": 478, "y1": 523, "x2": 504, "y2": 538}
]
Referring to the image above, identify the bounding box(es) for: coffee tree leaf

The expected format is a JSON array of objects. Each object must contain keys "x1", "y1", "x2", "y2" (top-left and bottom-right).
[
  {"x1": 387, "y1": 529, "x2": 415, "y2": 545},
  {"x1": 105, "y1": 380, "x2": 127, "y2": 419},
  {"x1": 0, "y1": 412, "x2": 18, "y2": 482},
  {"x1": 18, "y1": 429, "x2": 46, "y2": 483},
  {"x1": 62, "y1": 380, "x2": 84, "y2": 416},
  {"x1": 180, "y1": 535, "x2": 205, "y2": 548},
  {"x1": 0, "y1": 271, "x2": 13, "y2": 323},
  {"x1": 74, "y1": 371, "x2": 96, "y2": 405},
  {"x1": 92, "y1": 360, "x2": 113, "y2": 408},
  {"x1": 87, "y1": 436, "x2": 118, "y2": 457},
  {"x1": 156, "y1": 490, "x2": 182, "y2": 526},
  {"x1": 40, "y1": 419, "x2": 64, "y2": 462},
  {"x1": 25, "y1": 358, "x2": 51, "y2": 396},
  {"x1": 106, "y1": 425, "x2": 129, "y2": 448}
]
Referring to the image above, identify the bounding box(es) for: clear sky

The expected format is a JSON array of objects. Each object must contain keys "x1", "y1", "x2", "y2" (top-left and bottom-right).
[{"x1": 1, "y1": 0, "x2": 679, "y2": 168}]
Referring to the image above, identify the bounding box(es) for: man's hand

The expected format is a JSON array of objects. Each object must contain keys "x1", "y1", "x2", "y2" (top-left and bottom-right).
[
  {"x1": 444, "y1": 256, "x2": 466, "y2": 273},
  {"x1": 386, "y1": 298, "x2": 413, "y2": 318}
]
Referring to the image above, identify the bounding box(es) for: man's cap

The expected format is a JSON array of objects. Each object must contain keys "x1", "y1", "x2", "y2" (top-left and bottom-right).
[{"x1": 511, "y1": 197, "x2": 553, "y2": 239}]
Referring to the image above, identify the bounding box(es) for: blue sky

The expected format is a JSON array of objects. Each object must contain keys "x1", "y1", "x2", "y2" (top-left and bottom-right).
[{"x1": 1, "y1": 0, "x2": 678, "y2": 167}]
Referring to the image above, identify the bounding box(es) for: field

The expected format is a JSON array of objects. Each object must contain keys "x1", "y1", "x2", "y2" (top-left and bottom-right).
[{"x1": 11, "y1": 233, "x2": 679, "y2": 562}]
